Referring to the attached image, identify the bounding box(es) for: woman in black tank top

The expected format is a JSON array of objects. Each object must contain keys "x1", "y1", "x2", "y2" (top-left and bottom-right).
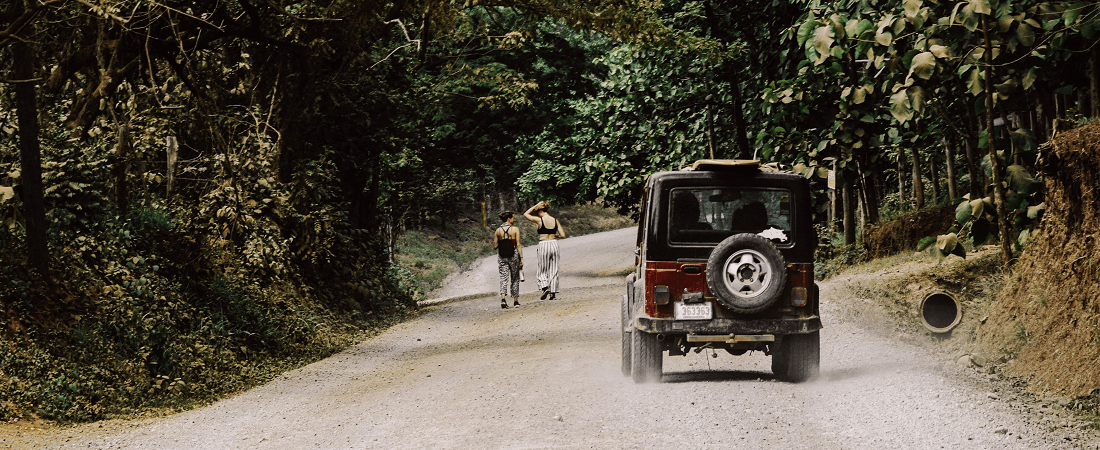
[
  {"x1": 525, "y1": 201, "x2": 566, "y2": 240},
  {"x1": 523, "y1": 201, "x2": 566, "y2": 299}
]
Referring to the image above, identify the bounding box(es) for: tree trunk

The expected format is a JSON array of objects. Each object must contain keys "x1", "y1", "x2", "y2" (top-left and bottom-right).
[
  {"x1": 910, "y1": 146, "x2": 925, "y2": 209},
  {"x1": 896, "y1": 156, "x2": 907, "y2": 212},
  {"x1": 860, "y1": 165, "x2": 879, "y2": 225},
  {"x1": 829, "y1": 160, "x2": 837, "y2": 234},
  {"x1": 944, "y1": 137, "x2": 957, "y2": 201},
  {"x1": 983, "y1": 18, "x2": 1014, "y2": 263},
  {"x1": 1078, "y1": 89, "x2": 1089, "y2": 123},
  {"x1": 843, "y1": 173, "x2": 856, "y2": 246},
  {"x1": 728, "y1": 75, "x2": 751, "y2": 158},
  {"x1": 1092, "y1": 47, "x2": 1100, "y2": 119},
  {"x1": 114, "y1": 123, "x2": 132, "y2": 216},
  {"x1": 13, "y1": 28, "x2": 50, "y2": 276},
  {"x1": 856, "y1": 150, "x2": 879, "y2": 225},
  {"x1": 702, "y1": 2, "x2": 751, "y2": 159},
  {"x1": 704, "y1": 78, "x2": 717, "y2": 159},
  {"x1": 929, "y1": 153, "x2": 941, "y2": 205}
]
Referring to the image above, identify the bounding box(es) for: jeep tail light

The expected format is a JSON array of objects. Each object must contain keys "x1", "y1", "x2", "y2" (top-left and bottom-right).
[
  {"x1": 791, "y1": 287, "x2": 809, "y2": 307},
  {"x1": 788, "y1": 263, "x2": 814, "y2": 308},
  {"x1": 654, "y1": 285, "x2": 670, "y2": 305}
]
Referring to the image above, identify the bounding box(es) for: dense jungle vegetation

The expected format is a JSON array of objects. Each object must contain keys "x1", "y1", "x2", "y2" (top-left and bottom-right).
[{"x1": 1, "y1": 0, "x2": 1099, "y2": 422}]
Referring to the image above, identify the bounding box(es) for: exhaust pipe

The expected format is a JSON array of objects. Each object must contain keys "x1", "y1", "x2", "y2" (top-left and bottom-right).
[{"x1": 919, "y1": 291, "x2": 962, "y2": 334}]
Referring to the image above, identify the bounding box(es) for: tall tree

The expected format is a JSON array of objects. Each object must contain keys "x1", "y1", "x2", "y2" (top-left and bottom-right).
[{"x1": 7, "y1": 0, "x2": 49, "y2": 276}]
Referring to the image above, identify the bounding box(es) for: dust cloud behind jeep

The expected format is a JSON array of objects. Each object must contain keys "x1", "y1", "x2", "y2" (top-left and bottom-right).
[{"x1": 622, "y1": 159, "x2": 821, "y2": 383}]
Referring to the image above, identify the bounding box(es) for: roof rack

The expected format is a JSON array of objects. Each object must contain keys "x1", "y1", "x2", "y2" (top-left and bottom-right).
[{"x1": 685, "y1": 159, "x2": 761, "y2": 171}]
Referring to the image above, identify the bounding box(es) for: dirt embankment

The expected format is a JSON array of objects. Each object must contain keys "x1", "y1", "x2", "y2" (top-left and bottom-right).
[
  {"x1": 977, "y1": 122, "x2": 1100, "y2": 399},
  {"x1": 863, "y1": 203, "x2": 958, "y2": 259}
]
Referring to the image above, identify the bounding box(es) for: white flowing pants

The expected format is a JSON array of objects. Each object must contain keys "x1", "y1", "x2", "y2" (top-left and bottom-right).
[{"x1": 536, "y1": 239, "x2": 560, "y2": 293}]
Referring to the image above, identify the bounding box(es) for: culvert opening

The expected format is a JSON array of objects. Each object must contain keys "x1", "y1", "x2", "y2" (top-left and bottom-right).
[{"x1": 920, "y1": 291, "x2": 962, "y2": 334}]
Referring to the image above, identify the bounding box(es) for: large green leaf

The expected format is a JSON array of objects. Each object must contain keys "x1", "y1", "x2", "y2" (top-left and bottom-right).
[
  {"x1": 849, "y1": 19, "x2": 875, "y2": 39},
  {"x1": 970, "y1": 198, "x2": 986, "y2": 219},
  {"x1": 1006, "y1": 164, "x2": 1041, "y2": 195},
  {"x1": 1083, "y1": 11, "x2": 1100, "y2": 38},
  {"x1": 1022, "y1": 66, "x2": 1038, "y2": 89},
  {"x1": 890, "y1": 89, "x2": 914, "y2": 123},
  {"x1": 813, "y1": 26, "x2": 835, "y2": 60},
  {"x1": 909, "y1": 86, "x2": 926, "y2": 115},
  {"x1": 908, "y1": 52, "x2": 936, "y2": 80},
  {"x1": 1010, "y1": 128, "x2": 1038, "y2": 156},
  {"x1": 1016, "y1": 22, "x2": 1036, "y2": 46},
  {"x1": 918, "y1": 235, "x2": 937, "y2": 251},
  {"x1": 994, "y1": 78, "x2": 1019, "y2": 94},
  {"x1": 956, "y1": 200, "x2": 974, "y2": 226},
  {"x1": 797, "y1": 20, "x2": 818, "y2": 46},
  {"x1": 971, "y1": 0, "x2": 992, "y2": 15},
  {"x1": 853, "y1": 85, "x2": 868, "y2": 104},
  {"x1": 905, "y1": 0, "x2": 923, "y2": 18},
  {"x1": 937, "y1": 232, "x2": 959, "y2": 253},
  {"x1": 981, "y1": 151, "x2": 1005, "y2": 178},
  {"x1": 876, "y1": 31, "x2": 893, "y2": 46},
  {"x1": 967, "y1": 67, "x2": 983, "y2": 95},
  {"x1": 1065, "y1": 2, "x2": 1084, "y2": 25},
  {"x1": 1027, "y1": 202, "x2": 1046, "y2": 219},
  {"x1": 957, "y1": 3, "x2": 980, "y2": 31}
]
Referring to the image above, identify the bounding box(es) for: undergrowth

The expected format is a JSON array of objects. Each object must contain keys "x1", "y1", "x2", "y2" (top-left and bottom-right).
[
  {"x1": 0, "y1": 197, "x2": 629, "y2": 424},
  {"x1": 1, "y1": 202, "x2": 416, "y2": 424}
]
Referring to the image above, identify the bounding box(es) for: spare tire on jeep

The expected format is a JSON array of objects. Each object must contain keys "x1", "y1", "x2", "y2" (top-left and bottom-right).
[{"x1": 706, "y1": 233, "x2": 787, "y2": 314}]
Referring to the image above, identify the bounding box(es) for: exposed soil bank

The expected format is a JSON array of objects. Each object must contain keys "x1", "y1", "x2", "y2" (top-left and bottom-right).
[{"x1": 978, "y1": 121, "x2": 1100, "y2": 399}]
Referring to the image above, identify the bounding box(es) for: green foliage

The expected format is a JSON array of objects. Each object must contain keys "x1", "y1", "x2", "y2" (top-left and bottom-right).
[
  {"x1": 930, "y1": 162, "x2": 1044, "y2": 257},
  {"x1": 815, "y1": 242, "x2": 869, "y2": 280}
]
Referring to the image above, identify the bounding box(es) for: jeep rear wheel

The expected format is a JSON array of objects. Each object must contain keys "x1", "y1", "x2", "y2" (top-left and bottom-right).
[
  {"x1": 621, "y1": 295, "x2": 632, "y2": 377},
  {"x1": 706, "y1": 233, "x2": 787, "y2": 314},
  {"x1": 772, "y1": 332, "x2": 820, "y2": 383},
  {"x1": 631, "y1": 331, "x2": 662, "y2": 383}
]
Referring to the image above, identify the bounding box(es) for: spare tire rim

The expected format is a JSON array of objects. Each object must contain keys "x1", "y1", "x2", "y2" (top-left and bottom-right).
[{"x1": 721, "y1": 249, "x2": 773, "y2": 298}]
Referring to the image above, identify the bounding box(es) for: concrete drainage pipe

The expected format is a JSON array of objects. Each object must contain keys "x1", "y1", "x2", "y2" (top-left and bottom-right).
[{"x1": 919, "y1": 291, "x2": 962, "y2": 334}]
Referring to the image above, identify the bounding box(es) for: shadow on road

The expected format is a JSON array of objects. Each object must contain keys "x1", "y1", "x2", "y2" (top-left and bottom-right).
[{"x1": 660, "y1": 370, "x2": 776, "y2": 384}]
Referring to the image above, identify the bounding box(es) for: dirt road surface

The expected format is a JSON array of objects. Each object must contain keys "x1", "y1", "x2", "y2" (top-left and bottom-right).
[{"x1": 5, "y1": 228, "x2": 1100, "y2": 449}]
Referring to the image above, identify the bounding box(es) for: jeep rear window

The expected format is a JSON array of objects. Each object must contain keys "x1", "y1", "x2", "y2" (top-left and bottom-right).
[{"x1": 668, "y1": 187, "x2": 793, "y2": 245}]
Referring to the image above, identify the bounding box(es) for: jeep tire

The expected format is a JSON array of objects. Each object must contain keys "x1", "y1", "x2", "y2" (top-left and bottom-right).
[
  {"x1": 621, "y1": 294, "x2": 632, "y2": 377},
  {"x1": 706, "y1": 233, "x2": 787, "y2": 314},
  {"x1": 771, "y1": 331, "x2": 820, "y2": 383},
  {"x1": 631, "y1": 330, "x2": 662, "y2": 383}
]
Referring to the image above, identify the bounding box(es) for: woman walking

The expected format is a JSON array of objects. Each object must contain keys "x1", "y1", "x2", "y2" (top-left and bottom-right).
[
  {"x1": 494, "y1": 211, "x2": 523, "y2": 309},
  {"x1": 523, "y1": 201, "x2": 566, "y2": 300}
]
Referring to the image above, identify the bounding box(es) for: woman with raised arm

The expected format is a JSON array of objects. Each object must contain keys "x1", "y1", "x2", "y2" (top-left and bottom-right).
[{"x1": 523, "y1": 201, "x2": 566, "y2": 300}]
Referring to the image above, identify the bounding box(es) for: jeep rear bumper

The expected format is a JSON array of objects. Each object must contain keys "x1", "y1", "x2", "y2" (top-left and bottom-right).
[{"x1": 634, "y1": 316, "x2": 821, "y2": 336}]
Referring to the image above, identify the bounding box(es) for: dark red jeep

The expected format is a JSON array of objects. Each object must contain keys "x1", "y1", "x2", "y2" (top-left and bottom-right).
[{"x1": 622, "y1": 159, "x2": 821, "y2": 383}]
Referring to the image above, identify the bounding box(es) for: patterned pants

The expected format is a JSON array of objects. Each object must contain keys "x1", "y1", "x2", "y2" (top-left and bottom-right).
[
  {"x1": 498, "y1": 253, "x2": 521, "y2": 298},
  {"x1": 536, "y1": 239, "x2": 560, "y2": 293}
]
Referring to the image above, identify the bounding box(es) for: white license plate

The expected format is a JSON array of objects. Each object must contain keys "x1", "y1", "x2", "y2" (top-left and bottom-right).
[{"x1": 673, "y1": 301, "x2": 712, "y2": 320}]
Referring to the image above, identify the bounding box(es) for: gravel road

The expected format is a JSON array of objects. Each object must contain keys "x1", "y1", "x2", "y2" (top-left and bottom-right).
[{"x1": 4, "y1": 227, "x2": 1100, "y2": 449}]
